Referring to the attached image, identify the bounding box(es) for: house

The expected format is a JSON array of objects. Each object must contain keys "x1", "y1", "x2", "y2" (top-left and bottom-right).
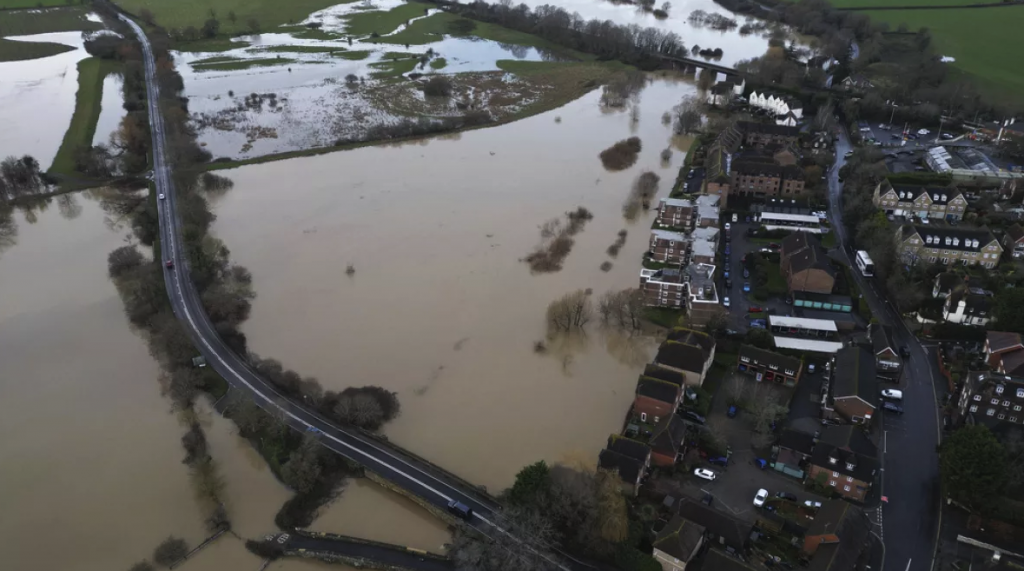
[
  {"x1": 736, "y1": 344, "x2": 803, "y2": 387},
  {"x1": 675, "y1": 498, "x2": 753, "y2": 553},
  {"x1": 634, "y1": 377, "x2": 683, "y2": 423},
  {"x1": 957, "y1": 371, "x2": 1024, "y2": 431},
  {"x1": 688, "y1": 549, "x2": 758, "y2": 571},
  {"x1": 690, "y1": 227, "x2": 720, "y2": 265},
  {"x1": 735, "y1": 121, "x2": 801, "y2": 148},
  {"x1": 1004, "y1": 223, "x2": 1024, "y2": 258},
  {"x1": 776, "y1": 110, "x2": 799, "y2": 127},
  {"x1": 803, "y1": 500, "x2": 872, "y2": 571},
  {"x1": 648, "y1": 414, "x2": 688, "y2": 466},
  {"x1": 896, "y1": 225, "x2": 1002, "y2": 268},
  {"x1": 781, "y1": 233, "x2": 835, "y2": 295},
  {"x1": 683, "y1": 263, "x2": 721, "y2": 327},
  {"x1": 704, "y1": 144, "x2": 732, "y2": 208},
  {"x1": 657, "y1": 198, "x2": 694, "y2": 229},
  {"x1": 942, "y1": 288, "x2": 993, "y2": 325},
  {"x1": 640, "y1": 268, "x2": 686, "y2": 308},
  {"x1": 932, "y1": 272, "x2": 963, "y2": 298},
  {"x1": 985, "y1": 331, "x2": 1024, "y2": 374},
  {"x1": 825, "y1": 346, "x2": 878, "y2": 425},
  {"x1": 872, "y1": 179, "x2": 967, "y2": 221},
  {"x1": 660, "y1": 328, "x2": 717, "y2": 386},
  {"x1": 599, "y1": 435, "x2": 651, "y2": 496},
  {"x1": 840, "y1": 74, "x2": 873, "y2": 91},
  {"x1": 707, "y1": 81, "x2": 734, "y2": 107},
  {"x1": 644, "y1": 364, "x2": 687, "y2": 387},
  {"x1": 730, "y1": 156, "x2": 807, "y2": 199},
  {"x1": 695, "y1": 195, "x2": 720, "y2": 228},
  {"x1": 776, "y1": 427, "x2": 817, "y2": 478},
  {"x1": 650, "y1": 229, "x2": 689, "y2": 265},
  {"x1": 653, "y1": 515, "x2": 707, "y2": 570},
  {"x1": 807, "y1": 425, "x2": 878, "y2": 502},
  {"x1": 748, "y1": 90, "x2": 804, "y2": 122},
  {"x1": 869, "y1": 323, "x2": 901, "y2": 381}
]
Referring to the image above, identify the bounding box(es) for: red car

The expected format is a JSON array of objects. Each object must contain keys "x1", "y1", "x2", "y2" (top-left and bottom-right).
[
  {"x1": 165, "y1": 259, "x2": 174, "y2": 269},
  {"x1": 748, "y1": 306, "x2": 764, "y2": 313},
  {"x1": 768, "y1": 243, "x2": 781, "y2": 250}
]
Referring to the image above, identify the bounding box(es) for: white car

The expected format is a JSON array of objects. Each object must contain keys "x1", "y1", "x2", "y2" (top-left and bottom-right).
[
  {"x1": 881, "y1": 389, "x2": 903, "y2": 400},
  {"x1": 694, "y1": 468, "x2": 717, "y2": 481},
  {"x1": 158, "y1": 193, "x2": 166, "y2": 200},
  {"x1": 804, "y1": 500, "x2": 822, "y2": 509},
  {"x1": 753, "y1": 488, "x2": 768, "y2": 507},
  {"x1": 918, "y1": 128, "x2": 930, "y2": 135},
  {"x1": 723, "y1": 297, "x2": 730, "y2": 308},
  {"x1": 725, "y1": 222, "x2": 732, "y2": 231}
]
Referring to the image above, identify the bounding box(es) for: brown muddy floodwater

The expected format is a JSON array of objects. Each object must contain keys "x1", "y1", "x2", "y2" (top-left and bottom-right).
[
  {"x1": 209, "y1": 75, "x2": 698, "y2": 497},
  {"x1": 0, "y1": 193, "x2": 420, "y2": 571}
]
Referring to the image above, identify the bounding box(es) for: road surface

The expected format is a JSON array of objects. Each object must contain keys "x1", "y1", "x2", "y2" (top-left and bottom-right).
[
  {"x1": 828, "y1": 128, "x2": 943, "y2": 571},
  {"x1": 119, "y1": 13, "x2": 592, "y2": 571}
]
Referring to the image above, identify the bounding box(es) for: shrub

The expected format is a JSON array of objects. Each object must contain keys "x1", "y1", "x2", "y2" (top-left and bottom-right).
[
  {"x1": 599, "y1": 137, "x2": 642, "y2": 171},
  {"x1": 153, "y1": 537, "x2": 188, "y2": 567},
  {"x1": 423, "y1": 76, "x2": 453, "y2": 97}
]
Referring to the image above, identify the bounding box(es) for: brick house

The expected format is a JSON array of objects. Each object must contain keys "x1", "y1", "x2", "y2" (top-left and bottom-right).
[
  {"x1": 807, "y1": 426, "x2": 878, "y2": 502},
  {"x1": 869, "y1": 323, "x2": 901, "y2": 382},
  {"x1": 1004, "y1": 223, "x2": 1024, "y2": 258},
  {"x1": 690, "y1": 227, "x2": 719, "y2": 265},
  {"x1": 958, "y1": 371, "x2": 1024, "y2": 431},
  {"x1": 598, "y1": 435, "x2": 651, "y2": 496},
  {"x1": 684, "y1": 263, "x2": 722, "y2": 327},
  {"x1": 803, "y1": 500, "x2": 871, "y2": 571},
  {"x1": 695, "y1": 195, "x2": 720, "y2": 228},
  {"x1": 648, "y1": 415, "x2": 688, "y2": 466},
  {"x1": 640, "y1": 268, "x2": 686, "y2": 308},
  {"x1": 653, "y1": 515, "x2": 706, "y2": 570},
  {"x1": 895, "y1": 225, "x2": 1002, "y2": 268},
  {"x1": 872, "y1": 179, "x2": 967, "y2": 221},
  {"x1": 650, "y1": 229, "x2": 689, "y2": 265},
  {"x1": 985, "y1": 331, "x2": 1024, "y2": 373},
  {"x1": 653, "y1": 330, "x2": 717, "y2": 387},
  {"x1": 781, "y1": 233, "x2": 834, "y2": 295},
  {"x1": 731, "y1": 121, "x2": 801, "y2": 149},
  {"x1": 634, "y1": 377, "x2": 682, "y2": 423},
  {"x1": 736, "y1": 344, "x2": 803, "y2": 387},
  {"x1": 657, "y1": 197, "x2": 694, "y2": 229},
  {"x1": 704, "y1": 145, "x2": 732, "y2": 208},
  {"x1": 824, "y1": 346, "x2": 878, "y2": 425},
  {"x1": 730, "y1": 159, "x2": 806, "y2": 199}
]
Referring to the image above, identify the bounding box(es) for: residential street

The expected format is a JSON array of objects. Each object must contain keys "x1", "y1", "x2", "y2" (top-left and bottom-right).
[{"x1": 828, "y1": 128, "x2": 944, "y2": 571}]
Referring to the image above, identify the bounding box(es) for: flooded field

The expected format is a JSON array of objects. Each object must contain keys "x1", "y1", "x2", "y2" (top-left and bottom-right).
[
  {"x1": 0, "y1": 32, "x2": 89, "y2": 166},
  {"x1": 0, "y1": 193, "x2": 434, "y2": 570},
  {"x1": 93, "y1": 70, "x2": 126, "y2": 146},
  {"x1": 209, "y1": 75, "x2": 695, "y2": 491}
]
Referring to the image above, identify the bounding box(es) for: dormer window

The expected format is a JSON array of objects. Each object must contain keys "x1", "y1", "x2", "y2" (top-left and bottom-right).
[
  {"x1": 828, "y1": 456, "x2": 838, "y2": 464},
  {"x1": 974, "y1": 394, "x2": 982, "y2": 401},
  {"x1": 846, "y1": 462, "x2": 856, "y2": 471},
  {"x1": 1017, "y1": 388, "x2": 1024, "y2": 398},
  {"x1": 997, "y1": 385, "x2": 1005, "y2": 395}
]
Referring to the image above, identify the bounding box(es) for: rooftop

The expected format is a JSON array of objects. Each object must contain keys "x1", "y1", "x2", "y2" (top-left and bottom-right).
[
  {"x1": 832, "y1": 346, "x2": 879, "y2": 407},
  {"x1": 598, "y1": 449, "x2": 643, "y2": 486},
  {"x1": 644, "y1": 364, "x2": 686, "y2": 386},
  {"x1": 637, "y1": 376, "x2": 681, "y2": 404},
  {"x1": 737, "y1": 120, "x2": 801, "y2": 138},
  {"x1": 606, "y1": 434, "x2": 651, "y2": 462},
  {"x1": 676, "y1": 498, "x2": 753, "y2": 552},
  {"x1": 653, "y1": 514, "x2": 706, "y2": 563},
  {"x1": 900, "y1": 225, "x2": 998, "y2": 253},
  {"x1": 870, "y1": 323, "x2": 898, "y2": 356},
  {"x1": 773, "y1": 337, "x2": 844, "y2": 353},
  {"x1": 652, "y1": 229, "x2": 688, "y2": 242},
  {"x1": 769, "y1": 315, "x2": 838, "y2": 332},
  {"x1": 988, "y1": 331, "x2": 1024, "y2": 354},
  {"x1": 655, "y1": 339, "x2": 711, "y2": 374},
  {"x1": 738, "y1": 344, "x2": 803, "y2": 374},
  {"x1": 778, "y1": 428, "x2": 816, "y2": 456},
  {"x1": 667, "y1": 328, "x2": 716, "y2": 355},
  {"x1": 660, "y1": 197, "x2": 693, "y2": 208}
]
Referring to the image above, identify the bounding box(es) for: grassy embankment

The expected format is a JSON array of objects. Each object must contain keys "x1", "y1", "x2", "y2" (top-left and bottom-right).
[
  {"x1": 858, "y1": 6, "x2": 1024, "y2": 105},
  {"x1": 344, "y1": 1, "x2": 431, "y2": 36},
  {"x1": 112, "y1": 0, "x2": 356, "y2": 34},
  {"x1": 0, "y1": 6, "x2": 101, "y2": 61},
  {"x1": 191, "y1": 55, "x2": 297, "y2": 71},
  {"x1": 49, "y1": 57, "x2": 121, "y2": 174}
]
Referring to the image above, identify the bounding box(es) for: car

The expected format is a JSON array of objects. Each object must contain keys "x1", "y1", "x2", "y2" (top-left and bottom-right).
[
  {"x1": 891, "y1": 134, "x2": 901, "y2": 140},
  {"x1": 725, "y1": 222, "x2": 732, "y2": 231},
  {"x1": 727, "y1": 405, "x2": 738, "y2": 418},
  {"x1": 753, "y1": 458, "x2": 768, "y2": 469},
  {"x1": 880, "y1": 389, "x2": 903, "y2": 400},
  {"x1": 687, "y1": 170, "x2": 695, "y2": 179},
  {"x1": 447, "y1": 500, "x2": 474, "y2": 520},
  {"x1": 164, "y1": 259, "x2": 174, "y2": 269},
  {"x1": 743, "y1": 282, "x2": 751, "y2": 293},
  {"x1": 743, "y1": 268, "x2": 750, "y2": 278},
  {"x1": 701, "y1": 493, "x2": 714, "y2": 505},
  {"x1": 708, "y1": 456, "x2": 729, "y2": 467},
  {"x1": 725, "y1": 278, "x2": 733, "y2": 288},
  {"x1": 900, "y1": 346, "x2": 911, "y2": 358},
  {"x1": 682, "y1": 410, "x2": 706, "y2": 424},
  {"x1": 750, "y1": 319, "x2": 766, "y2": 329},
  {"x1": 158, "y1": 193, "x2": 166, "y2": 200},
  {"x1": 941, "y1": 133, "x2": 954, "y2": 140},
  {"x1": 918, "y1": 128, "x2": 931, "y2": 135},
  {"x1": 724, "y1": 269, "x2": 730, "y2": 279},
  {"x1": 785, "y1": 295, "x2": 793, "y2": 305},
  {"x1": 808, "y1": 363, "x2": 816, "y2": 374},
  {"x1": 723, "y1": 296, "x2": 731, "y2": 308},
  {"x1": 748, "y1": 306, "x2": 764, "y2": 313},
  {"x1": 878, "y1": 123, "x2": 887, "y2": 129},
  {"x1": 882, "y1": 401, "x2": 904, "y2": 414},
  {"x1": 745, "y1": 216, "x2": 752, "y2": 223},
  {"x1": 844, "y1": 151, "x2": 854, "y2": 157},
  {"x1": 694, "y1": 468, "x2": 717, "y2": 481},
  {"x1": 775, "y1": 492, "x2": 798, "y2": 502},
  {"x1": 725, "y1": 245, "x2": 731, "y2": 256},
  {"x1": 768, "y1": 242, "x2": 781, "y2": 250},
  {"x1": 804, "y1": 500, "x2": 823, "y2": 509},
  {"x1": 753, "y1": 489, "x2": 769, "y2": 507},
  {"x1": 732, "y1": 213, "x2": 738, "y2": 222}
]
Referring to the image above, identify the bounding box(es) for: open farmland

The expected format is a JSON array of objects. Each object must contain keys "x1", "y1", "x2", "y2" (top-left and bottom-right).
[
  {"x1": 112, "y1": 0, "x2": 356, "y2": 35},
  {"x1": 862, "y1": 6, "x2": 1024, "y2": 104}
]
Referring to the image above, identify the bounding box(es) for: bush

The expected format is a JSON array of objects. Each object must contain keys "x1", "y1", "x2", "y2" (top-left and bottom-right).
[
  {"x1": 599, "y1": 137, "x2": 642, "y2": 171},
  {"x1": 153, "y1": 537, "x2": 188, "y2": 567},
  {"x1": 423, "y1": 76, "x2": 453, "y2": 97}
]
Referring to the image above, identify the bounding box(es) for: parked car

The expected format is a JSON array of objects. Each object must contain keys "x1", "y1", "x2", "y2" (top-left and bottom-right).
[
  {"x1": 447, "y1": 500, "x2": 474, "y2": 520},
  {"x1": 725, "y1": 222, "x2": 732, "y2": 231},
  {"x1": 694, "y1": 468, "x2": 717, "y2": 481},
  {"x1": 880, "y1": 389, "x2": 903, "y2": 400},
  {"x1": 808, "y1": 363, "x2": 816, "y2": 374},
  {"x1": 724, "y1": 269, "x2": 730, "y2": 279},
  {"x1": 804, "y1": 500, "x2": 823, "y2": 509},
  {"x1": 725, "y1": 245, "x2": 731, "y2": 256},
  {"x1": 768, "y1": 243, "x2": 781, "y2": 250},
  {"x1": 753, "y1": 458, "x2": 768, "y2": 469},
  {"x1": 743, "y1": 282, "x2": 751, "y2": 293},
  {"x1": 708, "y1": 456, "x2": 729, "y2": 467},
  {"x1": 743, "y1": 268, "x2": 750, "y2": 278},
  {"x1": 941, "y1": 133, "x2": 954, "y2": 140},
  {"x1": 727, "y1": 405, "x2": 738, "y2": 418},
  {"x1": 687, "y1": 170, "x2": 695, "y2": 179},
  {"x1": 723, "y1": 297, "x2": 731, "y2": 308},
  {"x1": 748, "y1": 306, "x2": 764, "y2": 313},
  {"x1": 165, "y1": 259, "x2": 174, "y2": 269},
  {"x1": 900, "y1": 346, "x2": 911, "y2": 358},
  {"x1": 750, "y1": 319, "x2": 766, "y2": 329},
  {"x1": 682, "y1": 410, "x2": 706, "y2": 424},
  {"x1": 746, "y1": 215, "x2": 752, "y2": 223},
  {"x1": 775, "y1": 492, "x2": 797, "y2": 502},
  {"x1": 753, "y1": 489, "x2": 769, "y2": 507},
  {"x1": 158, "y1": 193, "x2": 166, "y2": 200},
  {"x1": 732, "y1": 213, "x2": 738, "y2": 223},
  {"x1": 882, "y1": 401, "x2": 904, "y2": 414},
  {"x1": 725, "y1": 278, "x2": 733, "y2": 289}
]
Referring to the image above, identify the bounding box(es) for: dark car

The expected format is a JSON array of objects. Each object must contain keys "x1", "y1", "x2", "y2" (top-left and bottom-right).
[
  {"x1": 743, "y1": 268, "x2": 750, "y2": 278},
  {"x1": 687, "y1": 170, "x2": 695, "y2": 179},
  {"x1": 900, "y1": 346, "x2": 911, "y2": 358},
  {"x1": 708, "y1": 456, "x2": 729, "y2": 467},
  {"x1": 727, "y1": 405, "x2": 738, "y2": 418},
  {"x1": 725, "y1": 245, "x2": 731, "y2": 256},
  {"x1": 701, "y1": 493, "x2": 714, "y2": 506},
  {"x1": 891, "y1": 133, "x2": 901, "y2": 140},
  {"x1": 165, "y1": 259, "x2": 174, "y2": 269},
  {"x1": 682, "y1": 410, "x2": 706, "y2": 425},
  {"x1": 725, "y1": 278, "x2": 733, "y2": 289},
  {"x1": 775, "y1": 492, "x2": 798, "y2": 502},
  {"x1": 447, "y1": 500, "x2": 474, "y2": 520},
  {"x1": 882, "y1": 401, "x2": 904, "y2": 414}
]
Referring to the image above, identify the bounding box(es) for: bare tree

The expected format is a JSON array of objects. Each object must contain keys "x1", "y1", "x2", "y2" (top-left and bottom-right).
[
  {"x1": 598, "y1": 289, "x2": 645, "y2": 332},
  {"x1": 547, "y1": 290, "x2": 592, "y2": 332},
  {"x1": 727, "y1": 374, "x2": 749, "y2": 406},
  {"x1": 673, "y1": 96, "x2": 704, "y2": 135},
  {"x1": 450, "y1": 506, "x2": 559, "y2": 571}
]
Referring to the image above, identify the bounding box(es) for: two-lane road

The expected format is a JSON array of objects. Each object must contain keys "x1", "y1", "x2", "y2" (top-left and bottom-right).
[{"x1": 828, "y1": 129, "x2": 942, "y2": 571}]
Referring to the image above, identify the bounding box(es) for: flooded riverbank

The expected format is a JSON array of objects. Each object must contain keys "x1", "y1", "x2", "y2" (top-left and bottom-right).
[{"x1": 209, "y1": 74, "x2": 696, "y2": 492}]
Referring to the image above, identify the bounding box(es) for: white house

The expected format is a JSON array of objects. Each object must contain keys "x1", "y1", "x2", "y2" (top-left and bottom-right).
[
  {"x1": 942, "y1": 288, "x2": 993, "y2": 326},
  {"x1": 749, "y1": 90, "x2": 803, "y2": 123}
]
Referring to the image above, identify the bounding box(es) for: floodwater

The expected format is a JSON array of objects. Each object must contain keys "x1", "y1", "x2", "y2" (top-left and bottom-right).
[
  {"x1": 93, "y1": 71, "x2": 125, "y2": 145},
  {"x1": 0, "y1": 193, "x2": 409, "y2": 571},
  {"x1": 209, "y1": 75, "x2": 696, "y2": 492},
  {"x1": 0, "y1": 31, "x2": 89, "y2": 167}
]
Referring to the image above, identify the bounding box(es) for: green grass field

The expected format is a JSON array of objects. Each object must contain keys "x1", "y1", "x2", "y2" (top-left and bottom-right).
[
  {"x1": 367, "y1": 56, "x2": 418, "y2": 78},
  {"x1": 111, "y1": 0, "x2": 356, "y2": 35},
  {"x1": 863, "y1": 6, "x2": 1024, "y2": 104},
  {"x1": 0, "y1": 0, "x2": 79, "y2": 8},
  {"x1": 343, "y1": 1, "x2": 431, "y2": 36},
  {"x1": 0, "y1": 37, "x2": 72, "y2": 61},
  {"x1": 0, "y1": 6, "x2": 101, "y2": 61},
  {"x1": 49, "y1": 57, "x2": 121, "y2": 174},
  {"x1": 192, "y1": 56, "x2": 296, "y2": 71}
]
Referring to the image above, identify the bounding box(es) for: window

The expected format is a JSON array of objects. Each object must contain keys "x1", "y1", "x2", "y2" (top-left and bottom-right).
[
  {"x1": 847, "y1": 476, "x2": 853, "y2": 482},
  {"x1": 1017, "y1": 388, "x2": 1024, "y2": 398},
  {"x1": 833, "y1": 471, "x2": 839, "y2": 478},
  {"x1": 640, "y1": 412, "x2": 647, "y2": 422},
  {"x1": 970, "y1": 405, "x2": 978, "y2": 412},
  {"x1": 830, "y1": 481, "x2": 837, "y2": 487},
  {"x1": 829, "y1": 457, "x2": 837, "y2": 464},
  {"x1": 998, "y1": 414, "x2": 1006, "y2": 420},
  {"x1": 974, "y1": 394, "x2": 982, "y2": 401},
  {"x1": 997, "y1": 385, "x2": 1005, "y2": 394},
  {"x1": 992, "y1": 398, "x2": 1000, "y2": 405},
  {"x1": 1012, "y1": 417, "x2": 1018, "y2": 422},
  {"x1": 1004, "y1": 401, "x2": 1011, "y2": 407},
  {"x1": 844, "y1": 485, "x2": 851, "y2": 492},
  {"x1": 987, "y1": 408, "x2": 996, "y2": 416},
  {"x1": 1015, "y1": 405, "x2": 1022, "y2": 412}
]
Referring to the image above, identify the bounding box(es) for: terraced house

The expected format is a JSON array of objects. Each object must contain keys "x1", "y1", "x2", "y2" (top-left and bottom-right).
[
  {"x1": 656, "y1": 198, "x2": 694, "y2": 230},
  {"x1": 895, "y1": 225, "x2": 1002, "y2": 268},
  {"x1": 649, "y1": 229, "x2": 689, "y2": 265},
  {"x1": 872, "y1": 179, "x2": 967, "y2": 221},
  {"x1": 957, "y1": 371, "x2": 1024, "y2": 430}
]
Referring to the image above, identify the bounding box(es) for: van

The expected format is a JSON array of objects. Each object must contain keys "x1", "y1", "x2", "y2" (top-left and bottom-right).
[
  {"x1": 732, "y1": 213, "x2": 738, "y2": 223},
  {"x1": 447, "y1": 500, "x2": 474, "y2": 520},
  {"x1": 880, "y1": 389, "x2": 903, "y2": 400}
]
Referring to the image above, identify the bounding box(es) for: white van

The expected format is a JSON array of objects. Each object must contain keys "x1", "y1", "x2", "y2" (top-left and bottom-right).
[
  {"x1": 732, "y1": 213, "x2": 738, "y2": 223},
  {"x1": 880, "y1": 389, "x2": 903, "y2": 400}
]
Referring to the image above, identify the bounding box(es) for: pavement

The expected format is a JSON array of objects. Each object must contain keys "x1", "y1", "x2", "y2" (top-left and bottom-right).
[{"x1": 829, "y1": 126, "x2": 944, "y2": 571}]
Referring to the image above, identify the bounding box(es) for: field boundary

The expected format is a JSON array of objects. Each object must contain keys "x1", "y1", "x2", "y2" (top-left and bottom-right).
[
  {"x1": 49, "y1": 57, "x2": 122, "y2": 174},
  {"x1": 838, "y1": 1, "x2": 1022, "y2": 10}
]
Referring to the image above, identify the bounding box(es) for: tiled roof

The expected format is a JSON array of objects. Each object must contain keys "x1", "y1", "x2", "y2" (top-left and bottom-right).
[
  {"x1": 644, "y1": 364, "x2": 686, "y2": 386},
  {"x1": 899, "y1": 225, "x2": 999, "y2": 253},
  {"x1": 987, "y1": 331, "x2": 1023, "y2": 354},
  {"x1": 655, "y1": 340, "x2": 711, "y2": 374},
  {"x1": 738, "y1": 344, "x2": 802, "y2": 375},
  {"x1": 676, "y1": 499, "x2": 753, "y2": 551},
  {"x1": 870, "y1": 323, "x2": 897, "y2": 356},
  {"x1": 832, "y1": 346, "x2": 878, "y2": 407},
  {"x1": 637, "y1": 377, "x2": 681, "y2": 404},
  {"x1": 598, "y1": 449, "x2": 643, "y2": 485},
  {"x1": 819, "y1": 425, "x2": 878, "y2": 458},
  {"x1": 649, "y1": 415, "x2": 687, "y2": 457},
  {"x1": 606, "y1": 435, "x2": 651, "y2": 462},
  {"x1": 653, "y1": 514, "x2": 705, "y2": 562}
]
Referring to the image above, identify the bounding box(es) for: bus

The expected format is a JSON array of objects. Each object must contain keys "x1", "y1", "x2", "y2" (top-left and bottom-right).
[{"x1": 855, "y1": 250, "x2": 874, "y2": 277}]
